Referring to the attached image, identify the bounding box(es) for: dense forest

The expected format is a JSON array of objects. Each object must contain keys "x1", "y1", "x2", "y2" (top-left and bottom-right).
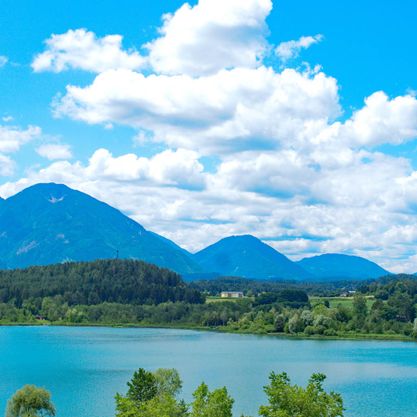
[
  {"x1": 0, "y1": 259, "x2": 204, "y2": 306},
  {"x1": 1, "y1": 260, "x2": 417, "y2": 340}
]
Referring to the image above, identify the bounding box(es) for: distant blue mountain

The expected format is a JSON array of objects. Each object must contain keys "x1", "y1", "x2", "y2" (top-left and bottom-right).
[
  {"x1": 297, "y1": 253, "x2": 389, "y2": 281},
  {"x1": 0, "y1": 183, "x2": 394, "y2": 281},
  {"x1": 0, "y1": 183, "x2": 200, "y2": 274},
  {"x1": 193, "y1": 235, "x2": 311, "y2": 280}
]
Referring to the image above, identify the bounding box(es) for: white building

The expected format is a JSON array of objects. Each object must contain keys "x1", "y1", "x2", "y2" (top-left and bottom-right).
[{"x1": 220, "y1": 291, "x2": 244, "y2": 299}]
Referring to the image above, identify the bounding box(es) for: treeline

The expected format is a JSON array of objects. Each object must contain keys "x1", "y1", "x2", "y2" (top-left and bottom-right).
[
  {"x1": 225, "y1": 275, "x2": 417, "y2": 337},
  {"x1": 0, "y1": 299, "x2": 251, "y2": 326},
  {"x1": 190, "y1": 276, "x2": 359, "y2": 297},
  {"x1": 0, "y1": 289, "x2": 308, "y2": 326},
  {"x1": 2, "y1": 259, "x2": 417, "y2": 340},
  {"x1": 0, "y1": 259, "x2": 204, "y2": 306},
  {"x1": 358, "y1": 274, "x2": 417, "y2": 323}
]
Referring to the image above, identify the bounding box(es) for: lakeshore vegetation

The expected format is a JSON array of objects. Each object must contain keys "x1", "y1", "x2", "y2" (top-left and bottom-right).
[{"x1": 1, "y1": 259, "x2": 417, "y2": 340}]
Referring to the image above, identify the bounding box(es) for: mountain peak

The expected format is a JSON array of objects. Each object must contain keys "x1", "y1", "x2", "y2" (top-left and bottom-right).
[
  {"x1": 18, "y1": 182, "x2": 73, "y2": 195},
  {"x1": 0, "y1": 182, "x2": 199, "y2": 274},
  {"x1": 297, "y1": 253, "x2": 389, "y2": 281},
  {"x1": 194, "y1": 234, "x2": 310, "y2": 280}
]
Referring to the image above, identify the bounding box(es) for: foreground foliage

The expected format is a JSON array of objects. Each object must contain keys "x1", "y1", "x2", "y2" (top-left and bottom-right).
[
  {"x1": 115, "y1": 368, "x2": 342, "y2": 417},
  {"x1": 259, "y1": 373, "x2": 343, "y2": 417},
  {"x1": 6, "y1": 385, "x2": 55, "y2": 417}
]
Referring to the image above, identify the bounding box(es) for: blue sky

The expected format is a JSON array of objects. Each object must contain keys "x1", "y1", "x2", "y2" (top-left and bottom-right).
[{"x1": 1, "y1": 0, "x2": 417, "y2": 271}]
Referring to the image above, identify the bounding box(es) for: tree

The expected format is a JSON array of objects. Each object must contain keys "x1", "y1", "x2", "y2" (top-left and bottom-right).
[
  {"x1": 352, "y1": 295, "x2": 368, "y2": 329},
  {"x1": 154, "y1": 368, "x2": 183, "y2": 397},
  {"x1": 127, "y1": 368, "x2": 158, "y2": 404},
  {"x1": 412, "y1": 318, "x2": 417, "y2": 338},
  {"x1": 6, "y1": 385, "x2": 56, "y2": 417},
  {"x1": 115, "y1": 368, "x2": 187, "y2": 417},
  {"x1": 259, "y1": 372, "x2": 344, "y2": 417},
  {"x1": 190, "y1": 382, "x2": 234, "y2": 417}
]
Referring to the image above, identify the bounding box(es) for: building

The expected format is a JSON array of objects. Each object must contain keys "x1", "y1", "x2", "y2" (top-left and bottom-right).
[{"x1": 220, "y1": 291, "x2": 244, "y2": 299}]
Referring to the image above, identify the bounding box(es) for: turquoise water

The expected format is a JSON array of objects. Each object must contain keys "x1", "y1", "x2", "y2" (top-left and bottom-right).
[{"x1": 1, "y1": 327, "x2": 417, "y2": 417}]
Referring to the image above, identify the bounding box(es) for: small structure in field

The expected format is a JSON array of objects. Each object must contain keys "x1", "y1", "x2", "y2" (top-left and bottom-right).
[
  {"x1": 340, "y1": 290, "x2": 356, "y2": 297},
  {"x1": 220, "y1": 291, "x2": 244, "y2": 299}
]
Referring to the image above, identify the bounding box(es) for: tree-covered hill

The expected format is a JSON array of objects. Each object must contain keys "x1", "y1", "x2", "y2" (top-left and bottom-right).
[{"x1": 0, "y1": 259, "x2": 204, "y2": 306}]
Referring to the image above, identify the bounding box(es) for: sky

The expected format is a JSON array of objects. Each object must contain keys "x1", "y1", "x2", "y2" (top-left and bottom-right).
[{"x1": 1, "y1": 0, "x2": 417, "y2": 272}]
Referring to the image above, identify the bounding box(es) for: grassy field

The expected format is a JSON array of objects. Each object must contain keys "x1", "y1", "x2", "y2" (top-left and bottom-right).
[{"x1": 310, "y1": 296, "x2": 375, "y2": 309}]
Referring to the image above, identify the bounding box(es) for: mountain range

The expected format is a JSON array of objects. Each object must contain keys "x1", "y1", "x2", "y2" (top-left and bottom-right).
[{"x1": 0, "y1": 183, "x2": 391, "y2": 281}]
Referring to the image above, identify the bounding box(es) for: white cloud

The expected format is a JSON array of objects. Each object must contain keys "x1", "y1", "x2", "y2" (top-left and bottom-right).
[
  {"x1": 276, "y1": 34, "x2": 323, "y2": 62},
  {"x1": 0, "y1": 154, "x2": 14, "y2": 176},
  {"x1": 54, "y1": 66, "x2": 340, "y2": 154},
  {"x1": 340, "y1": 91, "x2": 417, "y2": 146},
  {"x1": 86, "y1": 148, "x2": 206, "y2": 189},
  {"x1": 146, "y1": 0, "x2": 272, "y2": 76},
  {"x1": 0, "y1": 124, "x2": 41, "y2": 153},
  {"x1": 36, "y1": 143, "x2": 73, "y2": 160},
  {"x1": 0, "y1": 124, "x2": 42, "y2": 177},
  {"x1": 0, "y1": 55, "x2": 8, "y2": 68},
  {"x1": 2, "y1": 147, "x2": 205, "y2": 191},
  {"x1": 19, "y1": 0, "x2": 417, "y2": 272},
  {"x1": 32, "y1": 29, "x2": 145, "y2": 73}
]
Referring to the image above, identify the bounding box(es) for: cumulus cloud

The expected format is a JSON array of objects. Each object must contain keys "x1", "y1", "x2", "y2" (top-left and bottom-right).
[
  {"x1": 0, "y1": 124, "x2": 41, "y2": 153},
  {"x1": 1, "y1": 147, "x2": 205, "y2": 191},
  {"x1": 341, "y1": 91, "x2": 417, "y2": 146},
  {"x1": 276, "y1": 34, "x2": 323, "y2": 62},
  {"x1": 86, "y1": 148, "x2": 206, "y2": 189},
  {"x1": 18, "y1": 0, "x2": 417, "y2": 271},
  {"x1": 0, "y1": 55, "x2": 8, "y2": 68},
  {"x1": 32, "y1": 29, "x2": 145, "y2": 73},
  {"x1": 54, "y1": 66, "x2": 340, "y2": 154},
  {"x1": 0, "y1": 124, "x2": 42, "y2": 176},
  {"x1": 0, "y1": 154, "x2": 14, "y2": 176},
  {"x1": 36, "y1": 143, "x2": 73, "y2": 160},
  {"x1": 146, "y1": 0, "x2": 272, "y2": 76}
]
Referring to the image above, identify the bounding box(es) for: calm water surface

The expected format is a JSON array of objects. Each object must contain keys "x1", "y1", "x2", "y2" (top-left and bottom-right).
[{"x1": 1, "y1": 326, "x2": 417, "y2": 417}]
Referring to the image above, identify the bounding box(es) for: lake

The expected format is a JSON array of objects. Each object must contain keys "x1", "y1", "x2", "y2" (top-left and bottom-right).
[{"x1": 1, "y1": 326, "x2": 417, "y2": 416}]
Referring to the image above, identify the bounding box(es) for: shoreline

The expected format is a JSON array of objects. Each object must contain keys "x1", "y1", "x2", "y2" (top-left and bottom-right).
[{"x1": 0, "y1": 321, "x2": 414, "y2": 343}]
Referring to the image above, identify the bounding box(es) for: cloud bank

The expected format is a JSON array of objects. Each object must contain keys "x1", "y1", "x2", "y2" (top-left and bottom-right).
[{"x1": 2, "y1": 0, "x2": 417, "y2": 272}]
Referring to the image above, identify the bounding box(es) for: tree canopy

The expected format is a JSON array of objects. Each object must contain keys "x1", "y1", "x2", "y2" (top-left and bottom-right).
[
  {"x1": 259, "y1": 372, "x2": 344, "y2": 417},
  {"x1": 6, "y1": 385, "x2": 56, "y2": 417}
]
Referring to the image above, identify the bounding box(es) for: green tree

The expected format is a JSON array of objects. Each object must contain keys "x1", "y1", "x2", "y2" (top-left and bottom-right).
[
  {"x1": 352, "y1": 295, "x2": 367, "y2": 329},
  {"x1": 259, "y1": 372, "x2": 344, "y2": 417},
  {"x1": 412, "y1": 318, "x2": 417, "y2": 338},
  {"x1": 138, "y1": 394, "x2": 188, "y2": 417},
  {"x1": 127, "y1": 368, "x2": 158, "y2": 404},
  {"x1": 6, "y1": 385, "x2": 56, "y2": 417},
  {"x1": 116, "y1": 368, "x2": 187, "y2": 417},
  {"x1": 154, "y1": 368, "x2": 183, "y2": 397},
  {"x1": 190, "y1": 383, "x2": 234, "y2": 417}
]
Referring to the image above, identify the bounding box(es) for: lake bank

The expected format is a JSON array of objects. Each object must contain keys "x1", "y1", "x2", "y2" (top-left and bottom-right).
[{"x1": 0, "y1": 319, "x2": 414, "y2": 342}]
